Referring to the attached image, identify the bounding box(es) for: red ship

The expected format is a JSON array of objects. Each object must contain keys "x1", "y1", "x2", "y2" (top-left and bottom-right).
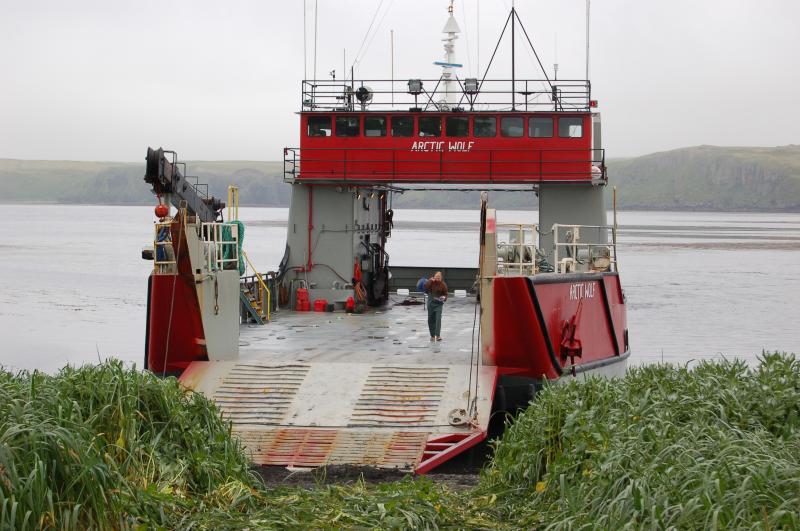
[{"x1": 141, "y1": 3, "x2": 629, "y2": 474}]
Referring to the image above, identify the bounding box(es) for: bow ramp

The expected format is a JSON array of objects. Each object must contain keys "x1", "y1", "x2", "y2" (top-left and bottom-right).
[{"x1": 181, "y1": 360, "x2": 495, "y2": 473}]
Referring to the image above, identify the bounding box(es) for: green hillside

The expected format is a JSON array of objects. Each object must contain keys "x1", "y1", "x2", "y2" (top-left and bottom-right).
[
  {"x1": 2, "y1": 145, "x2": 799, "y2": 211},
  {"x1": 609, "y1": 145, "x2": 800, "y2": 211}
]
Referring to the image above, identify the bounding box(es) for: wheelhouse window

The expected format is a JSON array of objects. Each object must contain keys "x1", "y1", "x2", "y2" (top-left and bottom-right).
[
  {"x1": 391, "y1": 116, "x2": 414, "y2": 137},
  {"x1": 307, "y1": 116, "x2": 331, "y2": 137},
  {"x1": 500, "y1": 116, "x2": 524, "y2": 137},
  {"x1": 418, "y1": 116, "x2": 442, "y2": 137},
  {"x1": 473, "y1": 116, "x2": 496, "y2": 137},
  {"x1": 364, "y1": 116, "x2": 387, "y2": 137},
  {"x1": 558, "y1": 117, "x2": 584, "y2": 138},
  {"x1": 445, "y1": 116, "x2": 469, "y2": 137},
  {"x1": 335, "y1": 116, "x2": 360, "y2": 137},
  {"x1": 529, "y1": 116, "x2": 553, "y2": 138}
]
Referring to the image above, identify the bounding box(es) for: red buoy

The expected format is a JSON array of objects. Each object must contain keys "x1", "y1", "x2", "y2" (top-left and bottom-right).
[{"x1": 154, "y1": 204, "x2": 169, "y2": 218}]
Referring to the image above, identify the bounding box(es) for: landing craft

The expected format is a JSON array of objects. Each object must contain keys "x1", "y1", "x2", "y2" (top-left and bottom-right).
[{"x1": 141, "y1": 2, "x2": 629, "y2": 473}]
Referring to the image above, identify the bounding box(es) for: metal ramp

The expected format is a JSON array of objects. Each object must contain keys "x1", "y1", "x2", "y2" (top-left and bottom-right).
[{"x1": 180, "y1": 361, "x2": 497, "y2": 472}]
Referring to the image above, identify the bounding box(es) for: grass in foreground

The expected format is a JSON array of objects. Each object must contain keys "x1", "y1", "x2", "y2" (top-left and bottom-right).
[{"x1": 1, "y1": 353, "x2": 799, "y2": 529}]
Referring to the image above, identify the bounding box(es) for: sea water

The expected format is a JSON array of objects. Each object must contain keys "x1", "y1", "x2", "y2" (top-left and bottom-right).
[{"x1": 0, "y1": 204, "x2": 797, "y2": 372}]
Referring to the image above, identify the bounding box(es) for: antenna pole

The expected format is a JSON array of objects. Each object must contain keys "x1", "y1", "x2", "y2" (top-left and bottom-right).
[
  {"x1": 511, "y1": 5, "x2": 516, "y2": 111},
  {"x1": 476, "y1": 0, "x2": 480, "y2": 77},
  {"x1": 390, "y1": 30, "x2": 395, "y2": 105},
  {"x1": 303, "y1": 0, "x2": 307, "y2": 80},
  {"x1": 585, "y1": 0, "x2": 590, "y2": 80},
  {"x1": 313, "y1": 0, "x2": 318, "y2": 81}
]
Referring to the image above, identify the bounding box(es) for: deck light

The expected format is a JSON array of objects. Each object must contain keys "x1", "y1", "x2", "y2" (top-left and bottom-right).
[
  {"x1": 407, "y1": 79, "x2": 423, "y2": 95},
  {"x1": 464, "y1": 78, "x2": 479, "y2": 94}
]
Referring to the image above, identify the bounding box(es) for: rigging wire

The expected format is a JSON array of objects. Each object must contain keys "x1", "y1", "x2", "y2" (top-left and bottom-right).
[
  {"x1": 351, "y1": 0, "x2": 387, "y2": 72},
  {"x1": 356, "y1": 0, "x2": 396, "y2": 75},
  {"x1": 459, "y1": 0, "x2": 473, "y2": 77}
]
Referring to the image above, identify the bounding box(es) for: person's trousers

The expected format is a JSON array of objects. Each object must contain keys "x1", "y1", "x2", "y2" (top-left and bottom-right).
[{"x1": 427, "y1": 300, "x2": 443, "y2": 337}]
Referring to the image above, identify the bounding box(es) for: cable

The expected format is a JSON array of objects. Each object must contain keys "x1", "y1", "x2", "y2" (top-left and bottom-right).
[
  {"x1": 351, "y1": 0, "x2": 386, "y2": 71},
  {"x1": 359, "y1": 0, "x2": 396, "y2": 72}
]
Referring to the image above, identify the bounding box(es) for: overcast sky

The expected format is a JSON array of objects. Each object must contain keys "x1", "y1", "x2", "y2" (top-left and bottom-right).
[{"x1": 1, "y1": 0, "x2": 798, "y2": 161}]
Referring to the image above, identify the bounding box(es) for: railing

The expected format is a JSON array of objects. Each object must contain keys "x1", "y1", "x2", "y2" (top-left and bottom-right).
[
  {"x1": 284, "y1": 147, "x2": 605, "y2": 184},
  {"x1": 496, "y1": 223, "x2": 538, "y2": 276},
  {"x1": 552, "y1": 224, "x2": 618, "y2": 274},
  {"x1": 200, "y1": 222, "x2": 239, "y2": 272},
  {"x1": 153, "y1": 220, "x2": 176, "y2": 274},
  {"x1": 241, "y1": 250, "x2": 271, "y2": 322},
  {"x1": 302, "y1": 78, "x2": 591, "y2": 112}
]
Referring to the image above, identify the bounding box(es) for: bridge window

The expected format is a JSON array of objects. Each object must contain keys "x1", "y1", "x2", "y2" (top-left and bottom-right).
[
  {"x1": 365, "y1": 116, "x2": 387, "y2": 137},
  {"x1": 391, "y1": 116, "x2": 414, "y2": 137},
  {"x1": 419, "y1": 116, "x2": 442, "y2": 137},
  {"x1": 501, "y1": 116, "x2": 524, "y2": 137},
  {"x1": 558, "y1": 117, "x2": 583, "y2": 138},
  {"x1": 473, "y1": 116, "x2": 496, "y2": 137},
  {"x1": 307, "y1": 116, "x2": 331, "y2": 137},
  {"x1": 529, "y1": 116, "x2": 553, "y2": 138},
  {"x1": 446, "y1": 116, "x2": 469, "y2": 137},
  {"x1": 335, "y1": 116, "x2": 360, "y2": 137}
]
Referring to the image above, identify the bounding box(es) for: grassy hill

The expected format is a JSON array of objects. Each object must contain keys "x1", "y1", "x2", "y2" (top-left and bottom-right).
[
  {"x1": 2, "y1": 145, "x2": 799, "y2": 211},
  {"x1": 609, "y1": 145, "x2": 800, "y2": 211}
]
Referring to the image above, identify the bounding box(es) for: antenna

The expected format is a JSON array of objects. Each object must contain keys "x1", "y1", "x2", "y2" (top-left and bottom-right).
[
  {"x1": 436, "y1": 0, "x2": 462, "y2": 109},
  {"x1": 303, "y1": 0, "x2": 307, "y2": 80},
  {"x1": 476, "y1": 0, "x2": 480, "y2": 77},
  {"x1": 313, "y1": 0, "x2": 318, "y2": 81},
  {"x1": 554, "y1": 33, "x2": 559, "y2": 81},
  {"x1": 390, "y1": 30, "x2": 395, "y2": 106},
  {"x1": 585, "y1": 0, "x2": 590, "y2": 80}
]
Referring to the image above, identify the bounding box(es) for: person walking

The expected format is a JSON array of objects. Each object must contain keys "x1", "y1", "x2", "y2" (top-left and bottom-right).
[{"x1": 424, "y1": 271, "x2": 448, "y2": 341}]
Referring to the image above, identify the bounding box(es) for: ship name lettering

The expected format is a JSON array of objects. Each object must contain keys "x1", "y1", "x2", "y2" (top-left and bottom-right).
[
  {"x1": 569, "y1": 282, "x2": 595, "y2": 300},
  {"x1": 411, "y1": 141, "x2": 475, "y2": 153}
]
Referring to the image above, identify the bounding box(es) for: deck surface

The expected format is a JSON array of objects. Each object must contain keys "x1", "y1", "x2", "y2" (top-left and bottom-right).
[
  {"x1": 180, "y1": 295, "x2": 496, "y2": 471},
  {"x1": 238, "y1": 295, "x2": 480, "y2": 365}
]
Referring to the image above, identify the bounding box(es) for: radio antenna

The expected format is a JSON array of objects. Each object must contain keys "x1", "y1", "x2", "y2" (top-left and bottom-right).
[
  {"x1": 313, "y1": 0, "x2": 318, "y2": 81},
  {"x1": 303, "y1": 0, "x2": 307, "y2": 80},
  {"x1": 585, "y1": 0, "x2": 590, "y2": 80}
]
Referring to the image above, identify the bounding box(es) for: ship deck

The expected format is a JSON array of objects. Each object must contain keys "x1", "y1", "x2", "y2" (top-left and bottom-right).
[
  {"x1": 238, "y1": 294, "x2": 480, "y2": 366},
  {"x1": 180, "y1": 294, "x2": 496, "y2": 473}
]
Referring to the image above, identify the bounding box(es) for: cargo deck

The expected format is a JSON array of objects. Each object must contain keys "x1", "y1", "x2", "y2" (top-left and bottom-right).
[{"x1": 180, "y1": 295, "x2": 497, "y2": 473}]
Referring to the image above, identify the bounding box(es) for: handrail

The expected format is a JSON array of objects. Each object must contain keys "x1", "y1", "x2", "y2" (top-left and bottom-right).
[
  {"x1": 552, "y1": 223, "x2": 618, "y2": 274},
  {"x1": 495, "y1": 223, "x2": 538, "y2": 275},
  {"x1": 301, "y1": 78, "x2": 591, "y2": 112},
  {"x1": 242, "y1": 249, "x2": 270, "y2": 322},
  {"x1": 283, "y1": 146, "x2": 606, "y2": 184}
]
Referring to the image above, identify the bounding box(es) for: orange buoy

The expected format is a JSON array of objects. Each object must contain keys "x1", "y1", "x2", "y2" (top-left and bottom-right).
[{"x1": 155, "y1": 204, "x2": 169, "y2": 218}]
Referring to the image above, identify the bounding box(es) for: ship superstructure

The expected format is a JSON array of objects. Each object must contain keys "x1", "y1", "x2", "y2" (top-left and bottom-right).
[{"x1": 141, "y1": 3, "x2": 629, "y2": 473}]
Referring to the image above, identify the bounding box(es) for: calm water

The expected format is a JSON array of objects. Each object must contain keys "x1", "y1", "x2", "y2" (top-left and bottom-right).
[{"x1": 0, "y1": 204, "x2": 798, "y2": 372}]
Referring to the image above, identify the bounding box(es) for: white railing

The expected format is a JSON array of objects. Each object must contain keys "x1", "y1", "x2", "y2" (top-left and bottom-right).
[
  {"x1": 200, "y1": 222, "x2": 239, "y2": 272},
  {"x1": 552, "y1": 224, "x2": 618, "y2": 274},
  {"x1": 153, "y1": 220, "x2": 176, "y2": 274},
  {"x1": 495, "y1": 223, "x2": 538, "y2": 276}
]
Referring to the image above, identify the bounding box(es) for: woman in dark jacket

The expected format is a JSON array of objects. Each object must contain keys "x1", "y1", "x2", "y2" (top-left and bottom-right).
[{"x1": 424, "y1": 271, "x2": 448, "y2": 341}]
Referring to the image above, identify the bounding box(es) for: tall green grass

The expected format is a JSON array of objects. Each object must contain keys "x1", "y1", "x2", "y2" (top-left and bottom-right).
[
  {"x1": 0, "y1": 361, "x2": 255, "y2": 529},
  {"x1": 482, "y1": 352, "x2": 800, "y2": 529},
  {"x1": 2, "y1": 354, "x2": 799, "y2": 529}
]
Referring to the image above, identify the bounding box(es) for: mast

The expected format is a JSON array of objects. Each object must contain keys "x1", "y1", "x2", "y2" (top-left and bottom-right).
[
  {"x1": 511, "y1": 4, "x2": 516, "y2": 111},
  {"x1": 437, "y1": 1, "x2": 461, "y2": 109}
]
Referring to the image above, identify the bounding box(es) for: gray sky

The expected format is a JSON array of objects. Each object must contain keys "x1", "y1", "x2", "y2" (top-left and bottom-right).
[{"x1": 1, "y1": 0, "x2": 798, "y2": 161}]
